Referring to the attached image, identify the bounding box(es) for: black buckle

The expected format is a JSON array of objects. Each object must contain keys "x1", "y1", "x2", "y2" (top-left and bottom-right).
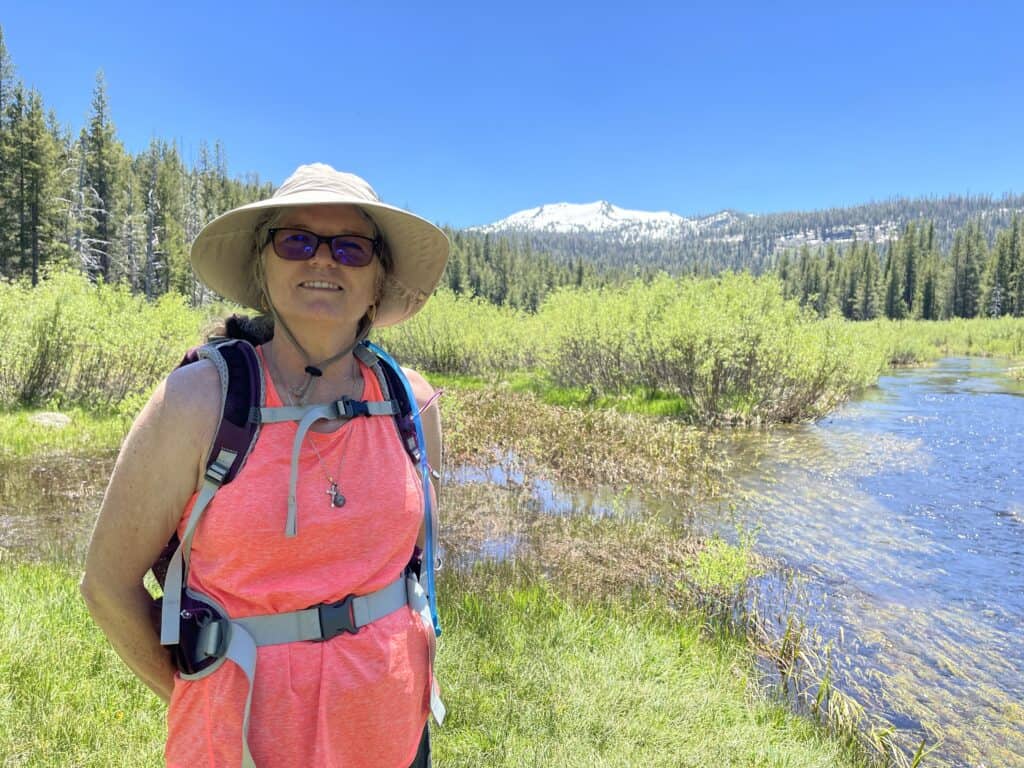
[
  {"x1": 340, "y1": 397, "x2": 371, "y2": 418},
  {"x1": 318, "y1": 595, "x2": 358, "y2": 640}
]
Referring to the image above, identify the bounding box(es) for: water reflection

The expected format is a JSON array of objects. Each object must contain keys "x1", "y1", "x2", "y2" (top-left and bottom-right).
[
  {"x1": 0, "y1": 455, "x2": 113, "y2": 563},
  {"x1": 705, "y1": 358, "x2": 1024, "y2": 767}
]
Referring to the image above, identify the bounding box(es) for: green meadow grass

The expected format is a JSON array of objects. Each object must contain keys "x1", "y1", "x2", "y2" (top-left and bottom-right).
[
  {"x1": 0, "y1": 408, "x2": 127, "y2": 460},
  {"x1": 0, "y1": 559, "x2": 873, "y2": 768}
]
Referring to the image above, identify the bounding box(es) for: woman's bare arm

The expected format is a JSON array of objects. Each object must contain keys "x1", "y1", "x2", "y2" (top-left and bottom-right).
[{"x1": 80, "y1": 361, "x2": 219, "y2": 702}]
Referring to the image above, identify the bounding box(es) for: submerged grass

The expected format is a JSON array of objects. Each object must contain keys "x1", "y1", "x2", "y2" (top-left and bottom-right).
[
  {"x1": 439, "y1": 563, "x2": 873, "y2": 768},
  {"x1": 440, "y1": 384, "x2": 722, "y2": 503},
  {"x1": 0, "y1": 557, "x2": 875, "y2": 768}
]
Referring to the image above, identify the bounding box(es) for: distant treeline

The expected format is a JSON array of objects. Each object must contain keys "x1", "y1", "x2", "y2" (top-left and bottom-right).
[
  {"x1": 495, "y1": 191, "x2": 1024, "y2": 277},
  {"x1": 1, "y1": 24, "x2": 1022, "y2": 320},
  {"x1": 0, "y1": 27, "x2": 603, "y2": 310},
  {"x1": 775, "y1": 218, "x2": 1024, "y2": 320},
  {"x1": 0, "y1": 28, "x2": 272, "y2": 300}
]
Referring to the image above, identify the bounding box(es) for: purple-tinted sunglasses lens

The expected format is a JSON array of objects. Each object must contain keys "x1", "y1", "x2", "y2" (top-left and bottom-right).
[{"x1": 270, "y1": 228, "x2": 376, "y2": 267}]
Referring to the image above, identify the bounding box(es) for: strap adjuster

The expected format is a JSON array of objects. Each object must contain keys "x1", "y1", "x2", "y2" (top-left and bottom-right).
[
  {"x1": 339, "y1": 397, "x2": 370, "y2": 418},
  {"x1": 317, "y1": 596, "x2": 358, "y2": 640}
]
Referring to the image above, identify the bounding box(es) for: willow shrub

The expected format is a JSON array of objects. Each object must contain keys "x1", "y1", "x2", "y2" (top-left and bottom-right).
[
  {"x1": 0, "y1": 271, "x2": 202, "y2": 411},
  {"x1": 374, "y1": 288, "x2": 535, "y2": 376},
  {"x1": 537, "y1": 274, "x2": 886, "y2": 424}
]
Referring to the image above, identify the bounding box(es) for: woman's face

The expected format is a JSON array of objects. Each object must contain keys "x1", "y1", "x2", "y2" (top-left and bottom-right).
[{"x1": 261, "y1": 204, "x2": 382, "y2": 334}]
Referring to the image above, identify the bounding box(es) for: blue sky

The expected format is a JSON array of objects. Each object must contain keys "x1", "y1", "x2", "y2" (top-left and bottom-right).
[{"x1": 4, "y1": 1, "x2": 1024, "y2": 228}]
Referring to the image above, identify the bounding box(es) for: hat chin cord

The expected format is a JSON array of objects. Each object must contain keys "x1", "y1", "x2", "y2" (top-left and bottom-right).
[{"x1": 266, "y1": 298, "x2": 375, "y2": 405}]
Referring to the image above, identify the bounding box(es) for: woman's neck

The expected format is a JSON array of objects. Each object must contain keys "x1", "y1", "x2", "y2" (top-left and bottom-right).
[{"x1": 262, "y1": 336, "x2": 363, "y2": 405}]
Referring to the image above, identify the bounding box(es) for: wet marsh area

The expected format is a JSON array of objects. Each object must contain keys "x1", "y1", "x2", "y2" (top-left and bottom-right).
[{"x1": 2, "y1": 359, "x2": 1022, "y2": 767}]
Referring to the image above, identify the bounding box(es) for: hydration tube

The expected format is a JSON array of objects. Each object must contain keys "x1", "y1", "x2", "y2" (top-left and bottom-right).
[{"x1": 366, "y1": 342, "x2": 442, "y2": 637}]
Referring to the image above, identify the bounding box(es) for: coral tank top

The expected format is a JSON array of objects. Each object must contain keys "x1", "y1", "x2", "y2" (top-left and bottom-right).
[{"x1": 165, "y1": 352, "x2": 430, "y2": 767}]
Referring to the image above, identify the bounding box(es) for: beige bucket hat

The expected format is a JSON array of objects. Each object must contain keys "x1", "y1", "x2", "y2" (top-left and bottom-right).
[{"x1": 190, "y1": 163, "x2": 449, "y2": 327}]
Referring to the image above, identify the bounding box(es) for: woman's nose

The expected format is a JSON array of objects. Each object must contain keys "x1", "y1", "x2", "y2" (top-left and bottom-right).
[{"x1": 309, "y1": 241, "x2": 337, "y2": 264}]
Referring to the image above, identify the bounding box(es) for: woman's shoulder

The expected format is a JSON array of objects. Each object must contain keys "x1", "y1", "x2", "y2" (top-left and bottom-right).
[
  {"x1": 165, "y1": 357, "x2": 222, "y2": 411},
  {"x1": 399, "y1": 366, "x2": 434, "y2": 408},
  {"x1": 156, "y1": 358, "x2": 223, "y2": 453}
]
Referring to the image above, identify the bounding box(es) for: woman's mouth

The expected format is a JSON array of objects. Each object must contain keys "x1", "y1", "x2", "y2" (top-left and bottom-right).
[{"x1": 299, "y1": 280, "x2": 342, "y2": 291}]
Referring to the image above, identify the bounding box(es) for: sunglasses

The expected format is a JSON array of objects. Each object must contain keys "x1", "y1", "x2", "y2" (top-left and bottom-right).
[{"x1": 267, "y1": 227, "x2": 380, "y2": 267}]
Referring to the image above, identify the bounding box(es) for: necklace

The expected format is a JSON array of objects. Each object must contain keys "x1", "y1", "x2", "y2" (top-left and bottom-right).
[
  {"x1": 265, "y1": 348, "x2": 359, "y2": 509},
  {"x1": 307, "y1": 436, "x2": 346, "y2": 508}
]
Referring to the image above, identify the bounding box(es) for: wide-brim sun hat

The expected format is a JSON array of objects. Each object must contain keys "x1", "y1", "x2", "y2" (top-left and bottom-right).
[{"x1": 190, "y1": 163, "x2": 449, "y2": 328}]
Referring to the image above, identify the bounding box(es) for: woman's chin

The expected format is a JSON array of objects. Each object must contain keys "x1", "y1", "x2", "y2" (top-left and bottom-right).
[{"x1": 281, "y1": 301, "x2": 362, "y2": 332}]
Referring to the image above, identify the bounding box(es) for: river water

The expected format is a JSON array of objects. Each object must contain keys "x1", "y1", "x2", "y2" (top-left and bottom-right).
[
  {"x1": 704, "y1": 358, "x2": 1023, "y2": 767},
  {"x1": 2, "y1": 357, "x2": 1021, "y2": 766}
]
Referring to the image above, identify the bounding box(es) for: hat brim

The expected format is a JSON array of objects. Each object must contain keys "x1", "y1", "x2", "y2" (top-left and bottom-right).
[{"x1": 191, "y1": 195, "x2": 449, "y2": 328}]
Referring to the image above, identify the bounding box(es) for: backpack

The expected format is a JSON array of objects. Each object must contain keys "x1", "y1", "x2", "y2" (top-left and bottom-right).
[{"x1": 149, "y1": 334, "x2": 443, "y2": 767}]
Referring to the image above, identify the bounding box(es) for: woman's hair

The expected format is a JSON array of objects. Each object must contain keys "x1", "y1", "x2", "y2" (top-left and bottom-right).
[{"x1": 205, "y1": 206, "x2": 391, "y2": 343}]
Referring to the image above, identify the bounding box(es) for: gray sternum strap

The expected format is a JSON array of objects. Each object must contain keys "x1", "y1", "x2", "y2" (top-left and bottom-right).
[
  {"x1": 233, "y1": 576, "x2": 407, "y2": 645},
  {"x1": 258, "y1": 399, "x2": 400, "y2": 537}
]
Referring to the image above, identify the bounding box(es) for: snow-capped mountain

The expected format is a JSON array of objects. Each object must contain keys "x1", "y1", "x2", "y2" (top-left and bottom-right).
[
  {"x1": 468, "y1": 195, "x2": 1024, "y2": 274},
  {"x1": 472, "y1": 201, "x2": 740, "y2": 241}
]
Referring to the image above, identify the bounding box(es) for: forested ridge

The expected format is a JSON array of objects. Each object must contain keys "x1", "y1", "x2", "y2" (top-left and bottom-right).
[
  {"x1": 1, "y1": 24, "x2": 1021, "y2": 321},
  {"x1": 494, "y1": 193, "x2": 1024, "y2": 275},
  {"x1": 775, "y1": 218, "x2": 1024, "y2": 320}
]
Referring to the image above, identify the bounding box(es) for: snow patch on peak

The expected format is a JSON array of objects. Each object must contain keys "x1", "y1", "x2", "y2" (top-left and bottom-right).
[{"x1": 474, "y1": 200, "x2": 700, "y2": 238}]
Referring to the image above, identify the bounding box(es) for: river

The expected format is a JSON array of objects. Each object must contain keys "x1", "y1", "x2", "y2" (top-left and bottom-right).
[{"x1": 704, "y1": 358, "x2": 1023, "y2": 767}]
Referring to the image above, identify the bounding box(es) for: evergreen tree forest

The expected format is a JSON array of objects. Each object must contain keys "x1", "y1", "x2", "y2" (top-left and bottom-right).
[
  {"x1": 0, "y1": 29, "x2": 272, "y2": 300},
  {"x1": 441, "y1": 228, "x2": 611, "y2": 310},
  {"x1": 1, "y1": 25, "x2": 1022, "y2": 321},
  {"x1": 0, "y1": 27, "x2": 606, "y2": 311},
  {"x1": 775, "y1": 217, "x2": 1024, "y2": 320}
]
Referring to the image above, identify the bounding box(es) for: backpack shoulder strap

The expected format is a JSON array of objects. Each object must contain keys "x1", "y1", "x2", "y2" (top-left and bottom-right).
[
  {"x1": 150, "y1": 339, "x2": 264, "y2": 588},
  {"x1": 354, "y1": 342, "x2": 421, "y2": 464},
  {"x1": 358, "y1": 340, "x2": 442, "y2": 637},
  {"x1": 193, "y1": 338, "x2": 265, "y2": 485}
]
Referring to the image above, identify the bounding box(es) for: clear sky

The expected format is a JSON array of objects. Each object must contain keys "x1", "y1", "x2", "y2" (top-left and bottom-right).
[{"x1": 3, "y1": 1, "x2": 1024, "y2": 228}]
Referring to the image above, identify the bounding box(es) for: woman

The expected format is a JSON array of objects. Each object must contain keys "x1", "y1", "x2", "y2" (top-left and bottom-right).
[{"x1": 80, "y1": 163, "x2": 448, "y2": 768}]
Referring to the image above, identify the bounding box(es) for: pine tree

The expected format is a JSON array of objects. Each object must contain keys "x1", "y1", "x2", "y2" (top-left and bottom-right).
[
  {"x1": 949, "y1": 230, "x2": 966, "y2": 317},
  {"x1": 964, "y1": 221, "x2": 986, "y2": 317},
  {"x1": 1010, "y1": 215, "x2": 1024, "y2": 316},
  {"x1": 4, "y1": 82, "x2": 27, "y2": 278},
  {"x1": 0, "y1": 26, "x2": 18, "y2": 276},
  {"x1": 981, "y1": 228, "x2": 1012, "y2": 317},
  {"x1": 842, "y1": 244, "x2": 861, "y2": 319},
  {"x1": 901, "y1": 222, "x2": 918, "y2": 316},
  {"x1": 883, "y1": 241, "x2": 906, "y2": 319},
  {"x1": 21, "y1": 90, "x2": 57, "y2": 284},
  {"x1": 949, "y1": 221, "x2": 985, "y2": 318},
  {"x1": 152, "y1": 141, "x2": 185, "y2": 295},
  {"x1": 918, "y1": 258, "x2": 938, "y2": 320},
  {"x1": 860, "y1": 246, "x2": 882, "y2": 320},
  {"x1": 82, "y1": 71, "x2": 123, "y2": 279},
  {"x1": 63, "y1": 137, "x2": 105, "y2": 274}
]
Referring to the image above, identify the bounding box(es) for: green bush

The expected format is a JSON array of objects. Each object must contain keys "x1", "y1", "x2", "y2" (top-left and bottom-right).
[
  {"x1": 0, "y1": 271, "x2": 202, "y2": 411},
  {"x1": 4, "y1": 269, "x2": 1021, "y2": 424},
  {"x1": 533, "y1": 273, "x2": 888, "y2": 424},
  {"x1": 374, "y1": 288, "x2": 535, "y2": 375}
]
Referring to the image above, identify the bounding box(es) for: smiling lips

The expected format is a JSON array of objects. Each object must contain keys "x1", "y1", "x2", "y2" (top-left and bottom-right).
[{"x1": 300, "y1": 280, "x2": 342, "y2": 291}]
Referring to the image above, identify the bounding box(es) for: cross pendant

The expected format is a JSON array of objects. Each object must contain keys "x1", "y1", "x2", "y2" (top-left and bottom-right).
[{"x1": 326, "y1": 482, "x2": 346, "y2": 508}]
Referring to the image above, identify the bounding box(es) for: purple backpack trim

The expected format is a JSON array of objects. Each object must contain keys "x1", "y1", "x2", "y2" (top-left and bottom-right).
[{"x1": 151, "y1": 339, "x2": 263, "y2": 588}]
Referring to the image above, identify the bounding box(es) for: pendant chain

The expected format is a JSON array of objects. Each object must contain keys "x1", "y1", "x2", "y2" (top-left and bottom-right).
[{"x1": 266, "y1": 349, "x2": 356, "y2": 509}]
